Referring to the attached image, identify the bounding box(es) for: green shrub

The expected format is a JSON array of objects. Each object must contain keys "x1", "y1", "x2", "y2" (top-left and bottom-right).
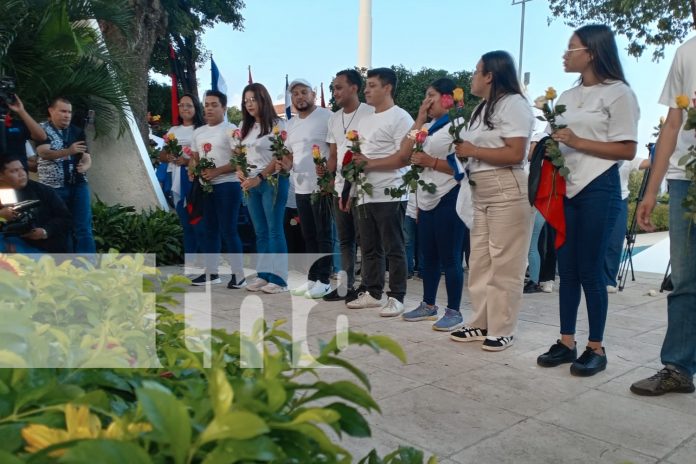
[
  {"x1": 92, "y1": 199, "x2": 184, "y2": 265},
  {"x1": 627, "y1": 202, "x2": 669, "y2": 233},
  {"x1": 0, "y1": 255, "x2": 436, "y2": 463}
]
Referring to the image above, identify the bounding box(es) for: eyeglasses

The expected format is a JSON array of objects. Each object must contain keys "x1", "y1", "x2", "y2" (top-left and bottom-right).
[
  {"x1": 243, "y1": 97, "x2": 256, "y2": 104},
  {"x1": 564, "y1": 47, "x2": 588, "y2": 54},
  {"x1": 178, "y1": 103, "x2": 194, "y2": 109}
]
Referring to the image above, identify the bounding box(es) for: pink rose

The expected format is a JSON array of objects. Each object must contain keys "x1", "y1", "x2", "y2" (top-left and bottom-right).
[
  {"x1": 415, "y1": 130, "x2": 428, "y2": 144},
  {"x1": 280, "y1": 130, "x2": 288, "y2": 141},
  {"x1": 203, "y1": 143, "x2": 212, "y2": 153},
  {"x1": 440, "y1": 94, "x2": 454, "y2": 110},
  {"x1": 182, "y1": 146, "x2": 193, "y2": 156},
  {"x1": 233, "y1": 129, "x2": 242, "y2": 139}
]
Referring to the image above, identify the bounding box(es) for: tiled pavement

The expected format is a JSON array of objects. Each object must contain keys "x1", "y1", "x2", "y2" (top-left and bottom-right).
[{"x1": 164, "y1": 265, "x2": 695, "y2": 464}]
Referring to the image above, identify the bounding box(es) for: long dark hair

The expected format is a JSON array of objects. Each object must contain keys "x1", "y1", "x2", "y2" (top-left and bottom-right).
[
  {"x1": 470, "y1": 50, "x2": 523, "y2": 130},
  {"x1": 574, "y1": 24, "x2": 628, "y2": 86},
  {"x1": 177, "y1": 93, "x2": 204, "y2": 128},
  {"x1": 240, "y1": 83, "x2": 279, "y2": 139},
  {"x1": 430, "y1": 77, "x2": 455, "y2": 96}
]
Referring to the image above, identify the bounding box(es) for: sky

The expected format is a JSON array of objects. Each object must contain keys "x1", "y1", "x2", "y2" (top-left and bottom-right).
[{"x1": 172, "y1": 0, "x2": 695, "y2": 157}]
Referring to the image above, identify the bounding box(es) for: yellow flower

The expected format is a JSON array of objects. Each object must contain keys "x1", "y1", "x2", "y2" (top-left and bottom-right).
[
  {"x1": 103, "y1": 419, "x2": 153, "y2": 440},
  {"x1": 346, "y1": 130, "x2": 359, "y2": 141},
  {"x1": 152, "y1": 115, "x2": 161, "y2": 122},
  {"x1": 312, "y1": 144, "x2": 321, "y2": 160},
  {"x1": 272, "y1": 126, "x2": 280, "y2": 135},
  {"x1": 453, "y1": 87, "x2": 464, "y2": 102},
  {"x1": 545, "y1": 87, "x2": 557, "y2": 100},
  {"x1": 676, "y1": 94, "x2": 690, "y2": 110},
  {"x1": 167, "y1": 133, "x2": 176, "y2": 141}
]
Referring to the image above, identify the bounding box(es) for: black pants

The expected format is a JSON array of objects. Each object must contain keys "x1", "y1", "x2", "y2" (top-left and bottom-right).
[
  {"x1": 539, "y1": 222, "x2": 557, "y2": 282},
  {"x1": 295, "y1": 193, "x2": 333, "y2": 284},
  {"x1": 334, "y1": 196, "x2": 362, "y2": 288},
  {"x1": 356, "y1": 201, "x2": 407, "y2": 302}
]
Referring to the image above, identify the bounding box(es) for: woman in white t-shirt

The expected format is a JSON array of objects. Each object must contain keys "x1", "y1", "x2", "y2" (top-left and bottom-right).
[
  {"x1": 400, "y1": 78, "x2": 467, "y2": 332},
  {"x1": 237, "y1": 83, "x2": 289, "y2": 294},
  {"x1": 448, "y1": 51, "x2": 535, "y2": 351},
  {"x1": 536, "y1": 25, "x2": 640, "y2": 377},
  {"x1": 160, "y1": 93, "x2": 205, "y2": 255}
]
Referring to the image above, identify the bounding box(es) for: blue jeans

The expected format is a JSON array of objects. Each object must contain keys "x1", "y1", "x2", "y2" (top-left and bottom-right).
[
  {"x1": 558, "y1": 165, "x2": 620, "y2": 342},
  {"x1": 527, "y1": 209, "x2": 545, "y2": 283},
  {"x1": 604, "y1": 198, "x2": 628, "y2": 287},
  {"x1": 246, "y1": 176, "x2": 289, "y2": 286},
  {"x1": 55, "y1": 182, "x2": 96, "y2": 254},
  {"x1": 0, "y1": 235, "x2": 43, "y2": 253},
  {"x1": 404, "y1": 215, "x2": 420, "y2": 276},
  {"x1": 201, "y1": 181, "x2": 243, "y2": 275},
  {"x1": 661, "y1": 180, "x2": 696, "y2": 377},
  {"x1": 419, "y1": 186, "x2": 464, "y2": 310}
]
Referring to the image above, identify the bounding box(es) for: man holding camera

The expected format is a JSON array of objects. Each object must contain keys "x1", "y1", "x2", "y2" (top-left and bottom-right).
[
  {"x1": 36, "y1": 97, "x2": 95, "y2": 254},
  {"x1": 0, "y1": 91, "x2": 47, "y2": 172},
  {"x1": 0, "y1": 157, "x2": 72, "y2": 253}
]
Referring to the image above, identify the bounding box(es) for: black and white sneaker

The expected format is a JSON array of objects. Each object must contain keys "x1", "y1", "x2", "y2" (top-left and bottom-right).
[
  {"x1": 450, "y1": 326, "x2": 488, "y2": 342},
  {"x1": 481, "y1": 336, "x2": 514, "y2": 352},
  {"x1": 227, "y1": 275, "x2": 247, "y2": 289},
  {"x1": 191, "y1": 273, "x2": 221, "y2": 286}
]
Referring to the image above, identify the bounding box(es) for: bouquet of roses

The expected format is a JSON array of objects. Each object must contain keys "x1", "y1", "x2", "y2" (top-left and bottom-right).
[
  {"x1": 386, "y1": 128, "x2": 436, "y2": 198},
  {"x1": 164, "y1": 132, "x2": 183, "y2": 159},
  {"x1": 311, "y1": 144, "x2": 334, "y2": 204},
  {"x1": 192, "y1": 143, "x2": 216, "y2": 193},
  {"x1": 229, "y1": 128, "x2": 256, "y2": 179},
  {"x1": 676, "y1": 92, "x2": 696, "y2": 224},
  {"x1": 340, "y1": 130, "x2": 373, "y2": 206},
  {"x1": 534, "y1": 86, "x2": 569, "y2": 179}
]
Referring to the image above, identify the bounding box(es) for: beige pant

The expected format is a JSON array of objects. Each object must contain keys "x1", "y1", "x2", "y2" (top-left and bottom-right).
[{"x1": 467, "y1": 168, "x2": 533, "y2": 337}]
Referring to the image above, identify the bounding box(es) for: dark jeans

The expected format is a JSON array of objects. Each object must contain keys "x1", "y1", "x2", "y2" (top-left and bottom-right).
[
  {"x1": 55, "y1": 182, "x2": 95, "y2": 254},
  {"x1": 539, "y1": 222, "x2": 557, "y2": 282},
  {"x1": 357, "y1": 201, "x2": 407, "y2": 302},
  {"x1": 334, "y1": 196, "x2": 361, "y2": 288},
  {"x1": 404, "y1": 215, "x2": 422, "y2": 276},
  {"x1": 558, "y1": 165, "x2": 620, "y2": 342},
  {"x1": 604, "y1": 198, "x2": 628, "y2": 287},
  {"x1": 420, "y1": 186, "x2": 464, "y2": 310},
  {"x1": 201, "y1": 181, "x2": 243, "y2": 275},
  {"x1": 295, "y1": 193, "x2": 333, "y2": 284}
]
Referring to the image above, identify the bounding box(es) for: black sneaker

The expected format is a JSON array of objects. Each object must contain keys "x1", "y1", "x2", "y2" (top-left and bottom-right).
[
  {"x1": 344, "y1": 285, "x2": 364, "y2": 304},
  {"x1": 570, "y1": 347, "x2": 607, "y2": 377},
  {"x1": 537, "y1": 340, "x2": 577, "y2": 367},
  {"x1": 481, "y1": 336, "x2": 514, "y2": 351},
  {"x1": 523, "y1": 280, "x2": 542, "y2": 294},
  {"x1": 630, "y1": 367, "x2": 695, "y2": 396},
  {"x1": 323, "y1": 288, "x2": 344, "y2": 301},
  {"x1": 450, "y1": 326, "x2": 488, "y2": 342},
  {"x1": 191, "y1": 273, "x2": 221, "y2": 286},
  {"x1": 227, "y1": 275, "x2": 247, "y2": 289}
]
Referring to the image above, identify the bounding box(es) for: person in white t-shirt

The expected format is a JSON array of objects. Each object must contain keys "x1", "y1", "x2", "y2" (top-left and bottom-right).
[
  {"x1": 631, "y1": 35, "x2": 696, "y2": 396},
  {"x1": 283, "y1": 79, "x2": 333, "y2": 299},
  {"x1": 322, "y1": 69, "x2": 375, "y2": 303},
  {"x1": 535, "y1": 25, "x2": 640, "y2": 377},
  {"x1": 346, "y1": 68, "x2": 414, "y2": 317},
  {"x1": 448, "y1": 51, "x2": 535, "y2": 351},
  {"x1": 160, "y1": 93, "x2": 204, "y2": 256},
  {"x1": 236, "y1": 83, "x2": 290, "y2": 294},
  {"x1": 399, "y1": 77, "x2": 467, "y2": 332},
  {"x1": 189, "y1": 90, "x2": 244, "y2": 287}
]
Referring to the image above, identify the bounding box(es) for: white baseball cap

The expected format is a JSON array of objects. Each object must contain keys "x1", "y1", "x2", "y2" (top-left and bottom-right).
[{"x1": 289, "y1": 78, "x2": 313, "y2": 91}]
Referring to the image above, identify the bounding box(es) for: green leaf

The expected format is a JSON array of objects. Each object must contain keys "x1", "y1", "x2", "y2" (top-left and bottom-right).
[
  {"x1": 368, "y1": 335, "x2": 407, "y2": 363},
  {"x1": 136, "y1": 384, "x2": 191, "y2": 464},
  {"x1": 59, "y1": 440, "x2": 153, "y2": 464},
  {"x1": 202, "y1": 437, "x2": 284, "y2": 464},
  {"x1": 0, "y1": 450, "x2": 23, "y2": 464},
  {"x1": 326, "y1": 403, "x2": 372, "y2": 438},
  {"x1": 208, "y1": 368, "x2": 233, "y2": 418},
  {"x1": 559, "y1": 167, "x2": 570, "y2": 178},
  {"x1": 301, "y1": 381, "x2": 380, "y2": 413},
  {"x1": 0, "y1": 424, "x2": 24, "y2": 453},
  {"x1": 198, "y1": 411, "x2": 269, "y2": 444},
  {"x1": 290, "y1": 408, "x2": 340, "y2": 425},
  {"x1": 318, "y1": 356, "x2": 371, "y2": 390}
]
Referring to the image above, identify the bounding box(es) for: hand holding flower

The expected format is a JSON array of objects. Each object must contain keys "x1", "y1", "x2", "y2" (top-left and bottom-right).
[
  {"x1": 455, "y1": 141, "x2": 476, "y2": 159},
  {"x1": 410, "y1": 151, "x2": 433, "y2": 168},
  {"x1": 351, "y1": 152, "x2": 370, "y2": 171},
  {"x1": 551, "y1": 128, "x2": 580, "y2": 149}
]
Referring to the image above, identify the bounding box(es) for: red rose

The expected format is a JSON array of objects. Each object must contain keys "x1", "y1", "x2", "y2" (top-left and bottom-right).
[
  {"x1": 415, "y1": 131, "x2": 428, "y2": 144},
  {"x1": 440, "y1": 94, "x2": 454, "y2": 110},
  {"x1": 182, "y1": 146, "x2": 193, "y2": 156},
  {"x1": 342, "y1": 150, "x2": 353, "y2": 166},
  {"x1": 280, "y1": 130, "x2": 288, "y2": 141},
  {"x1": 203, "y1": 143, "x2": 212, "y2": 153}
]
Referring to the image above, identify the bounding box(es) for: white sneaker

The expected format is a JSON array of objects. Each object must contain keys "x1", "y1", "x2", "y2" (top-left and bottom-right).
[
  {"x1": 261, "y1": 283, "x2": 289, "y2": 294},
  {"x1": 607, "y1": 285, "x2": 618, "y2": 294},
  {"x1": 291, "y1": 281, "x2": 314, "y2": 296},
  {"x1": 539, "y1": 281, "x2": 553, "y2": 293},
  {"x1": 380, "y1": 297, "x2": 404, "y2": 317},
  {"x1": 346, "y1": 291, "x2": 382, "y2": 309},
  {"x1": 246, "y1": 277, "x2": 268, "y2": 292},
  {"x1": 305, "y1": 281, "x2": 331, "y2": 299}
]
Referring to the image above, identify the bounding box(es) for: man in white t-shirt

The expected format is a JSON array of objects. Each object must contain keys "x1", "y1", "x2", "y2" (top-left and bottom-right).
[
  {"x1": 630, "y1": 36, "x2": 696, "y2": 396},
  {"x1": 284, "y1": 79, "x2": 333, "y2": 299},
  {"x1": 322, "y1": 69, "x2": 375, "y2": 303},
  {"x1": 346, "y1": 68, "x2": 414, "y2": 317},
  {"x1": 189, "y1": 90, "x2": 245, "y2": 288}
]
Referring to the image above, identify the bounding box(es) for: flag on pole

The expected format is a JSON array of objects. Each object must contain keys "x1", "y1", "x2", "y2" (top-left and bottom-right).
[
  {"x1": 248, "y1": 65, "x2": 253, "y2": 85},
  {"x1": 168, "y1": 44, "x2": 179, "y2": 124},
  {"x1": 320, "y1": 82, "x2": 326, "y2": 108},
  {"x1": 211, "y1": 56, "x2": 227, "y2": 95},
  {"x1": 285, "y1": 74, "x2": 292, "y2": 120}
]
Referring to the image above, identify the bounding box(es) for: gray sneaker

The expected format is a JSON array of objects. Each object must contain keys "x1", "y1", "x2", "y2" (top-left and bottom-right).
[
  {"x1": 630, "y1": 366, "x2": 695, "y2": 396},
  {"x1": 432, "y1": 308, "x2": 463, "y2": 332},
  {"x1": 402, "y1": 302, "x2": 438, "y2": 322}
]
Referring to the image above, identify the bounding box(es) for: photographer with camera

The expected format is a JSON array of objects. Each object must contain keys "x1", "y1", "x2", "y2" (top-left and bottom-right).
[
  {"x1": 36, "y1": 97, "x2": 95, "y2": 254},
  {"x1": 0, "y1": 157, "x2": 72, "y2": 253},
  {"x1": 0, "y1": 77, "x2": 47, "y2": 171}
]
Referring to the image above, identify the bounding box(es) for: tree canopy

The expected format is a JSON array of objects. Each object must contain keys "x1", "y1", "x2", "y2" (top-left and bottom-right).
[{"x1": 548, "y1": 0, "x2": 696, "y2": 60}]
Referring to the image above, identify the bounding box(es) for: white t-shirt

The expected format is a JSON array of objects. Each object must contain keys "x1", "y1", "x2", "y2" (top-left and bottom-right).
[
  {"x1": 165, "y1": 124, "x2": 195, "y2": 202},
  {"x1": 241, "y1": 119, "x2": 286, "y2": 178},
  {"x1": 465, "y1": 94, "x2": 535, "y2": 174},
  {"x1": 327, "y1": 103, "x2": 375, "y2": 194},
  {"x1": 619, "y1": 157, "x2": 647, "y2": 199},
  {"x1": 417, "y1": 120, "x2": 460, "y2": 211},
  {"x1": 357, "y1": 105, "x2": 414, "y2": 204},
  {"x1": 191, "y1": 122, "x2": 239, "y2": 184},
  {"x1": 286, "y1": 107, "x2": 332, "y2": 195},
  {"x1": 659, "y1": 35, "x2": 696, "y2": 181},
  {"x1": 552, "y1": 81, "x2": 640, "y2": 198}
]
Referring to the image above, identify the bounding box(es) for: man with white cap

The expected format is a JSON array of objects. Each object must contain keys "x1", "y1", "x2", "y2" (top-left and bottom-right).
[{"x1": 284, "y1": 78, "x2": 333, "y2": 299}]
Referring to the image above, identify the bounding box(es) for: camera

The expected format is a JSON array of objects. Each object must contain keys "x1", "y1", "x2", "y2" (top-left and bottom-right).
[
  {"x1": 1, "y1": 199, "x2": 39, "y2": 237},
  {"x1": 0, "y1": 76, "x2": 17, "y2": 116}
]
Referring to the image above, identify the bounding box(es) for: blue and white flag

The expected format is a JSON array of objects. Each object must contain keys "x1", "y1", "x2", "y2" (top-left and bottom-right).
[
  {"x1": 285, "y1": 74, "x2": 292, "y2": 120},
  {"x1": 211, "y1": 57, "x2": 227, "y2": 95}
]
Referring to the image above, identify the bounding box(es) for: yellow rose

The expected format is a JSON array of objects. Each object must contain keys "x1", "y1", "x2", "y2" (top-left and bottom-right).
[
  {"x1": 453, "y1": 87, "x2": 465, "y2": 102},
  {"x1": 167, "y1": 133, "x2": 176, "y2": 141},
  {"x1": 312, "y1": 144, "x2": 321, "y2": 159},
  {"x1": 675, "y1": 94, "x2": 690, "y2": 110},
  {"x1": 272, "y1": 126, "x2": 280, "y2": 135},
  {"x1": 545, "y1": 87, "x2": 557, "y2": 100}
]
